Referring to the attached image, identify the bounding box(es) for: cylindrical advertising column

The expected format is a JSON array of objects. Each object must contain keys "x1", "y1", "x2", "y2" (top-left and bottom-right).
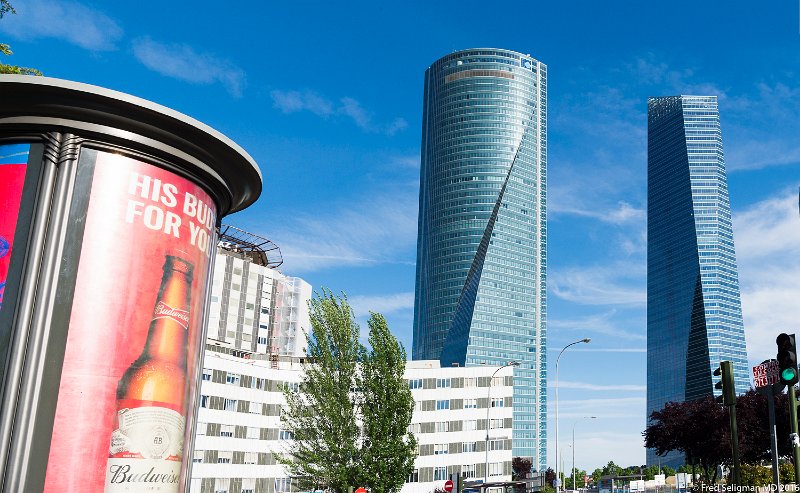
[{"x1": 0, "y1": 76, "x2": 262, "y2": 493}]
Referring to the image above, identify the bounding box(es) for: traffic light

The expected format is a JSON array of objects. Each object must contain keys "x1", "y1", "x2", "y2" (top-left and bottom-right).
[
  {"x1": 713, "y1": 360, "x2": 736, "y2": 406},
  {"x1": 777, "y1": 333, "x2": 799, "y2": 386}
]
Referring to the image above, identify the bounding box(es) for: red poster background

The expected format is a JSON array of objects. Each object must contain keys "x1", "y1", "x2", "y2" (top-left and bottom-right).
[
  {"x1": 43, "y1": 151, "x2": 217, "y2": 493},
  {"x1": 0, "y1": 144, "x2": 29, "y2": 310}
]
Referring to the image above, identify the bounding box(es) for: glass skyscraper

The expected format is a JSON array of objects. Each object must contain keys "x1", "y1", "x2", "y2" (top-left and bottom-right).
[
  {"x1": 412, "y1": 48, "x2": 547, "y2": 466},
  {"x1": 647, "y1": 96, "x2": 749, "y2": 467}
]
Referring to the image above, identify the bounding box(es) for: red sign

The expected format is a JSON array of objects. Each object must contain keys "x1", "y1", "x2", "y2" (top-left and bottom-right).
[
  {"x1": 355, "y1": 488, "x2": 368, "y2": 493},
  {"x1": 43, "y1": 150, "x2": 217, "y2": 493},
  {"x1": 444, "y1": 480, "x2": 454, "y2": 492},
  {"x1": 753, "y1": 360, "x2": 780, "y2": 388}
]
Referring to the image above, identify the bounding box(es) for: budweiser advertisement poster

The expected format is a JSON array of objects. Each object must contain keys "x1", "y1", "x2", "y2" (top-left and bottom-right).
[
  {"x1": 44, "y1": 150, "x2": 217, "y2": 493},
  {"x1": 0, "y1": 143, "x2": 29, "y2": 313}
]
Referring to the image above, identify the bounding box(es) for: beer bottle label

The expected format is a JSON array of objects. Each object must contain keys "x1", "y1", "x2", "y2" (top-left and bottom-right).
[
  {"x1": 104, "y1": 399, "x2": 185, "y2": 492},
  {"x1": 152, "y1": 301, "x2": 190, "y2": 330}
]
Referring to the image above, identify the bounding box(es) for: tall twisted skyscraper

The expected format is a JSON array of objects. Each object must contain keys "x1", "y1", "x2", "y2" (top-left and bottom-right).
[
  {"x1": 647, "y1": 96, "x2": 749, "y2": 467},
  {"x1": 412, "y1": 48, "x2": 547, "y2": 466}
]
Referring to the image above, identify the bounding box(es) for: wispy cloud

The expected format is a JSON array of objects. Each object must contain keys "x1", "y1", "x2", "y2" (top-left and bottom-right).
[
  {"x1": 733, "y1": 190, "x2": 800, "y2": 365},
  {"x1": 566, "y1": 347, "x2": 646, "y2": 353},
  {"x1": 554, "y1": 396, "x2": 645, "y2": 415},
  {"x1": 348, "y1": 292, "x2": 414, "y2": 318},
  {"x1": 726, "y1": 139, "x2": 800, "y2": 171},
  {"x1": 550, "y1": 263, "x2": 646, "y2": 306},
  {"x1": 0, "y1": 0, "x2": 122, "y2": 51},
  {"x1": 270, "y1": 90, "x2": 334, "y2": 117},
  {"x1": 629, "y1": 55, "x2": 727, "y2": 98},
  {"x1": 389, "y1": 155, "x2": 420, "y2": 169},
  {"x1": 559, "y1": 381, "x2": 646, "y2": 392},
  {"x1": 132, "y1": 37, "x2": 246, "y2": 97},
  {"x1": 267, "y1": 188, "x2": 418, "y2": 273},
  {"x1": 270, "y1": 89, "x2": 407, "y2": 136},
  {"x1": 552, "y1": 201, "x2": 645, "y2": 226},
  {"x1": 549, "y1": 310, "x2": 646, "y2": 341}
]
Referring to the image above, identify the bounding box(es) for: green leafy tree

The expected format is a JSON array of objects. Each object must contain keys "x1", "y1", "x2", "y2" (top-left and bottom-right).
[
  {"x1": 278, "y1": 290, "x2": 416, "y2": 493},
  {"x1": 277, "y1": 290, "x2": 361, "y2": 492},
  {"x1": 565, "y1": 468, "x2": 588, "y2": 489},
  {"x1": 640, "y1": 464, "x2": 675, "y2": 480},
  {"x1": 0, "y1": 1, "x2": 42, "y2": 75},
  {"x1": 357, "y1": 312, "x2": 417, "y2": 493},
  {"x1": 601, "y1": 461, "x2": 624, "y2": 478},
  {"x1": 736, "y1": 463, "x2": 796, "y2": 487}
]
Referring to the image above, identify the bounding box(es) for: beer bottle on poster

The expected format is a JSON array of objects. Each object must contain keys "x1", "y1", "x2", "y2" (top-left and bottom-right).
[{"x1": 105, "y1": 255, "x2": 194, "y2": 492}]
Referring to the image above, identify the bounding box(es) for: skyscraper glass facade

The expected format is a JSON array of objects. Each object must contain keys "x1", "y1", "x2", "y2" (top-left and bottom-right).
[
  {"x1": 647, "y1": 95, "x2": 749, "y2": 467},
  {"x1": 412, "y1": 48, "x2": 547, "y2": 466}
]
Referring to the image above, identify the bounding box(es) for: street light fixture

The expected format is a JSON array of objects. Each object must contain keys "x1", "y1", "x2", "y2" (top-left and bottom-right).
[
  {"x1": 573, "y1": 416, "x2": 597, "y2": 491},
  {"x1": 485, "y1": 360, "x2": 520, "y2": 483},
  {"x1": 555, "y1": 338, "x2": 591, "y2": 492}
]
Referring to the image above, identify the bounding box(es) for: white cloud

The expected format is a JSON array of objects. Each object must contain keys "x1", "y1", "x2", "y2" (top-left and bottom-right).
[
  {"x1": 552, "y1": 201, "x2": 645, "y2": 226},
  {"x1": 559, "y1": 381, "x2": 646, "y2": 392},
  {"x1": 132, "y1": 37, "x2": 246, "y2": 97},
  {"x1": 270, "y1": 89, "x2": 407, "y2": 136},
  {"x1": 553, "y1": 397, "x2": 645, "y2": 425},
  {"x1": 557, "y1": 396, "x2": 645, "y2": 408},
  {"x1": 0, "y1": 0, "x2": 122, "y2": 51},
  {"x1": 630, "y1": 55, "x2": 727, "y2": 98},
  {"x1": 726, "y1": 138, "x2": 800, "y2": 171},
  {"x1": 270, "y1": 90, "x2": 334, "y2": 117},
  {"x1": 550, "y1": 263, "x2": 646, "y2": 306},
  {"x1": 733, "y1": 190, "x2": 800, "y2": 365},
  {"x1": 267, "y1": 188, "x2": 418, "y2": 273},
  {"x1": 348, "y1": 292, "x2": 414, "y2": 318},
  {"x1": 389, "y1": 155, "x2": 420, "y2": 169},
  {"x1": 549, "y1": 310, "x2": 646, "y2": 341},
  {"x1": 339, "y1": 97, "x2": 372, "y2": 130},
  {"x1": 385, "y1": 118, "x2": 409, "y2": 136},
  {"x1": 566, "y1": 348, "x2": 646, "y2": 353}
]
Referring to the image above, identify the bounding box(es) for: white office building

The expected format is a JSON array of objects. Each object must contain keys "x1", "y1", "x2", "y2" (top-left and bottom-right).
[
  {"x1": 404, "y1": 360, "x2": 515, "y2": 492},
  {"x1": 207, "y1": 228, "x2": 312, "y2": 359},
  {"x1": 189, "y1": 356, "x2": 514, "y2": 493}
]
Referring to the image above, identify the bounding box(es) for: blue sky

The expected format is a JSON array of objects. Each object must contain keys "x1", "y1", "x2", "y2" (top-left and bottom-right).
[{"x1": 3, "y1": 0, "x2": 800, "y2": 472}]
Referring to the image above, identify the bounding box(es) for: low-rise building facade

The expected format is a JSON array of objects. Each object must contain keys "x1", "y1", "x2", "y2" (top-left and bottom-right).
[{"x1": 189, "y1": 356, "x2": 514, "y2": 493}]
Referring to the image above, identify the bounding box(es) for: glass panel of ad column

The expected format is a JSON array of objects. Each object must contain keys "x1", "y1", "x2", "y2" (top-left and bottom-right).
[{"x1": 43, "y1": 148, "x2": 217, "y2": 493}]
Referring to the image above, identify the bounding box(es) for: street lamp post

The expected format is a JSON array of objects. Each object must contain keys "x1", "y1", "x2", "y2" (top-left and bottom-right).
[
  {"x1": 485, "y1": 360, "x2": 520, "y2": 483},
  {"x1": 555, "y1": 338, "x2": 591, "y2": 493},
  {"x1": 573, "y1": 416, "x2": 597, "y2": 491}
]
